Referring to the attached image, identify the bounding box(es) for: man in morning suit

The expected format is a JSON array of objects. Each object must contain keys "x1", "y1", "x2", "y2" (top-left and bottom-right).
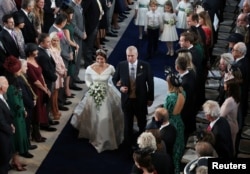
[
  {"x1": 0, "y1": 14, "x2": 20, "y2": 58},
  {"x1": 232, "y1": 42, "x2": 249, "y2": 129},
  {"x1": 175, "y1": 54, "x2": 196, "y2": 143},
  {"x1": 203, "y1": 100, "x2": 233, "y2": 158},
  {"x1": 179, "y1": 32, "x2": 205, "y2": 119},
  {"x1": 154, "y1": 107, "x2": 176, "y2": 160},
  {"x1": 70, "y1": 0, "x2": 87, "y2": 84},
  {"x1": 36, "y1": 33, "x2": 58, "y2": 131},
  {"x1": 0, "y1": 76, "x2": 14, "y2": 174},
  {"x1": 81, "y1": 0, "x2": 103, "y2": 68},
  {"x1": 15, "y1": 0, "x2": 38, "y2": 43},
  {"x1": 112, "y1": 46, "x2": 154, "y2": 146}
]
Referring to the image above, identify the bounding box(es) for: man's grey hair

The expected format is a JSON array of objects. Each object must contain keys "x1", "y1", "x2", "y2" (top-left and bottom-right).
[
  {"x1": 202, "y1": 100, "x2": 220, "y2": 118},
  {"x1": 137, "y1": 132, "x2": 157, "y2": 151},
  {"x1": 235, "y1": 42, "x2": 247, "y2": 55}
]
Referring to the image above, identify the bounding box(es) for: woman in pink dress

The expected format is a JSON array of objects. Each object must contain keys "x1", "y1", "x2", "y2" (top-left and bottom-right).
[{"x1": 220, "y1": 65, "x2": 242, "y2": 155}]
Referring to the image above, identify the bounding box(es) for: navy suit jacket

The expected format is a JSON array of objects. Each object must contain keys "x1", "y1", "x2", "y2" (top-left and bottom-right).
[
  {"x1": 0, "y1": 99, "x2": 13, "y2": 173},
  {"x1": 211, "y1": 117, "x2": 234, "y2": 158},
  {"x1": 112, "y1": 60, "x2": 154, "y2": 115},
  {"x1": 36, "y1": 47, "x2": 57, "y2": 90},
  {"x1": 0, "y1": 29, "x2": 20, "y2": 58}
]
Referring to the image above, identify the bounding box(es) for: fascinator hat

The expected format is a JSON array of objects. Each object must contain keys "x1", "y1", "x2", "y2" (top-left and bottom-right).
[
  {"x1": 164, "y1": 66, "x2": 182, "y2": 87},
  {"x1": 224, "y1": 63, "x2": 242, "y2": 83}
]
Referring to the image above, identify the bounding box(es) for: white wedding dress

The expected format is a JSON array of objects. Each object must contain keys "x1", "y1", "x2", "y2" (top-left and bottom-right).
[{"x1": 71, "y1": 65, "x2": 124, "y2": 153}]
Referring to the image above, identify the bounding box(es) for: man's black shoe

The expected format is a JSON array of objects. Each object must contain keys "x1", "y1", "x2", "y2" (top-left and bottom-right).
[
  {"x1": 49, "y1": 120, "x2": 59, "y2": 125},
  {"x1": 29, "y1": 145, "x2": 38, "y2": 150},
  {"x1": 111, "y1": 30, "x2": 118, "y2": 33},
  {"x1": 74, "y1": 79, "x2": 85, "y2": 84},
  {"x1": 64, "y1": 101, "x2": 72, "y2": 105},
  {"x1": 20, "y1": 152, "x2": 34, "y2": 158},
  {"x1": 40, "y1": 126, "x2": 57, "y2": 132},
  {"x1": 119, "y1": 14, "x2": 127, "y2": 18},
  {"x1": 69, "y1": 85, "x2": 82, "y2": 91},
  {"x1": 126, "y1": 7, "x2": 132, "y2": 11},
  {"x1": 102, "y1": 38, "x2": 109, "y2": 42},
  {"x1": 123, "y1": 11, "x2": 130, "y2": 15},
  {"x1": 58, "y1": 105, "x2": 69, "y2": 111},
  {"x1": 106, "y1": 32, "x2": 118, "y2": 37}
]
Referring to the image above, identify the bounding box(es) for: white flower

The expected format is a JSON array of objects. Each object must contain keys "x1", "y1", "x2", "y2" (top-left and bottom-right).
[{"x1": 88, "y1": 82, "x2": 107, "y2": 110}]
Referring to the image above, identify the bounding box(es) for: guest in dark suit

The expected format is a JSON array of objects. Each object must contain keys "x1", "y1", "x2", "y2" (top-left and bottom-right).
[
  {"x1": 70, "y1": 0, "x2": 86, "y2": 83},
  {"x1": 43, "y1": 0, "x2": 62, "y2": 33},
  {"x1": 232, "y1": 42, "x2": 249, "y2": 129},
  {"x1": 81, "y1": 0, "x2": 102, "y2": 68},
  {"x1": 36, "y1": 33, "x2": 58, "y2": 131},
  {"x1": 15, "y1": 0, "x2": 38, "y2": 43},
  {"x1": 0, "y1": 14, "x2": 20, "y2": 58},
  {"x1": 154, "y1": 107, "x2": 176, "y2": 160},
  {"x1": 112, "y1": 46, "x2": 154, "y2": 146},
  {"x1": 186, "y1": 13, "x2": 206, "y2": 47},
  {"x1": 175, "y1": 55, "x2": 196, "y2": 142},
  {"x1": 0, "y1": 76, "x2": 14, "y2": 174},
  {"x1": 203, "y1": 100, "x2": 234, "y2": 158},
  {"x1": 179, "y1": 32, "x2": 205, "y2": 118}
]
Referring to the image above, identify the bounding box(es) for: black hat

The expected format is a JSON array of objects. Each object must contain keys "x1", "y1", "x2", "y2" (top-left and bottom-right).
[
  {"x1": 226, "y1": 33, "x2": 244, "y2": 43},
  {"x1": 25, "y1": 43, "x2": 38, "y2": 56},
  {"x1": 13, "y1": 12, "x2": 25, "y2": 26}
]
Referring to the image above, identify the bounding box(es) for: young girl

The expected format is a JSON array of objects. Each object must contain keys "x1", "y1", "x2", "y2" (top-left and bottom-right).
[
  {"x1": 175, "y1": 0, "x2": 192, "y2": 30},
  {"x1": 145, "y1": 0, "x2": 162, "y2": 59},
  {"x1": 159, "y1": 1, "x2": 178, "y2": 56},
  {"x1": 134, "y1": 0, "x2": 150, "y2": 39}
]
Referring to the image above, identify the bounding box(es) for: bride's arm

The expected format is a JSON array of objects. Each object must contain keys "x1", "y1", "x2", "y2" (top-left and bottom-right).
[{"x1": 85, "y1": 67, "x2": 92, "y2": 87}]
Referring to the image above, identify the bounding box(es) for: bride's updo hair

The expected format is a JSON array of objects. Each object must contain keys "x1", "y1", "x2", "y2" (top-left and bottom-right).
[{"x1": 96, "y1": 49, "x2": 107, "y2": 60}]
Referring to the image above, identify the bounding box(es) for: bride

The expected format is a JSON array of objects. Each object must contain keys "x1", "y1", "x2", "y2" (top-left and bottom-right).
[{"x1": 71, "y1": 49, "x2": 124, "y2": 153}]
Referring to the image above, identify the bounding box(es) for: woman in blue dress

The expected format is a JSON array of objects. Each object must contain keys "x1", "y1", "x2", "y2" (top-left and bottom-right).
[{"x1": 163, "y1": 73, "x2": 185, "y2": 174}]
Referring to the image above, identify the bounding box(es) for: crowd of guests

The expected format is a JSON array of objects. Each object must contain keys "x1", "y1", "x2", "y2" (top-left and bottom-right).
[
  {"x1": 0, "y1": 0, "x2": 134, "y2": 173},
  {"x1": 1, "y1": 0, "x2": 250, "y2": 174}
]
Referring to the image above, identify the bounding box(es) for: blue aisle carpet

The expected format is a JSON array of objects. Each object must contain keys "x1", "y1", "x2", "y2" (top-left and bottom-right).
[{"x1": 37, "y1": 20, "x2": 177, "y2": 174}]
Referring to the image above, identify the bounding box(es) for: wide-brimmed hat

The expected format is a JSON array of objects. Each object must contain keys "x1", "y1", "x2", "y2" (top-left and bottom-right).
[{"x1": 226, "y1": 33, "x2": 244, "y2": 43}]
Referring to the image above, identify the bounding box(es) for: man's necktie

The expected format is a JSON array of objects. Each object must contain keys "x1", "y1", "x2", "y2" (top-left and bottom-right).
[
  {"x1": 130, "y1": 65, "x2": 135, "y2": 81},
  {"x1": 207, "y1": 125, "x2": 212, "y2": 132}
]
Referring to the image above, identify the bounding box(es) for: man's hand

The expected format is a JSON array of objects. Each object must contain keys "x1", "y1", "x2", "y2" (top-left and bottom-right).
[
  {"x1": 120, "y1": 86, "x2": 128, "y2": 93},
  {"x1": 147, "y1": 100, "x2": 153, "y2": 107}
]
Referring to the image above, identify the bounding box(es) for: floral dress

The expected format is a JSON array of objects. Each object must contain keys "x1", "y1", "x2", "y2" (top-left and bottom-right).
[
  {"x1": 163, "y1": 91, "x2": 185, "y2": 174},
  {"x1": 71, "y1": 65, "x2": 124, "y2": 153}
]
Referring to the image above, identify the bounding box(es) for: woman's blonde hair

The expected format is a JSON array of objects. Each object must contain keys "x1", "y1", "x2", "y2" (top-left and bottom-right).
[{"x1": 49, "y1": 32, "x2": 61, "y2": 51}]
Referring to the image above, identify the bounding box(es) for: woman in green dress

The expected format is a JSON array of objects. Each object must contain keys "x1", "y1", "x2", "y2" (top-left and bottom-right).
[
  {"x1": 163, "y1": 73, "x2": 185, "y2": 174},
  {"x1": 3, "y1": 56, "x2": 32, "y2": 171}
]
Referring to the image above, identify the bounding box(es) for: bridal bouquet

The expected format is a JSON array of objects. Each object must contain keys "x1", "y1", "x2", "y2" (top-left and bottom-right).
[
  {"x1": 185, "y1": 8, "x2": 191, "y2": 15},
  {"x1": 169, "y1": 19, "x2": 175, "y2": 26},
  {"x1": 88, "y1": 82, "x2": 107, "y2": 110}
]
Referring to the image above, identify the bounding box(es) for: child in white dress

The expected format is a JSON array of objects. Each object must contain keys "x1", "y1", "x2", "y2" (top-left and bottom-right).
[
  {"x1": 134, "y1": 0, "x2": 150, "y2": 39},
  {"x1": 175, "y1": 0, "x2": 192, "y2": 29},
  {"x1": 159, "y1": 1, "x2": 178, "y2": 56}
]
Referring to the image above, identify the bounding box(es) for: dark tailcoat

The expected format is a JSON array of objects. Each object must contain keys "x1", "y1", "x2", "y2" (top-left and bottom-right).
[
  {"x1": 211, "y1": 117, "x2": 234, "y2": 158},
  {"x1": 160, "y1": 124, "x2": 176, "y2": 158},
  {"x1": 0, "y1": 28, "x2": 20, "y2": 58},
  {"x1": 112, "y1": 60, "x2": 154, "y2": 115},
  {"x1": 15, "y1": 10, "x2": 37, "y2": 43},
  {"x1": 181, "y1": 69, "x2": 196, "y2": 141},
  {"x1": 0, "y1": 99, "x2": 13, "y2": 174},
  {"x1": 36, "y1": 47, "x2": 57, "y2": 90}
]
